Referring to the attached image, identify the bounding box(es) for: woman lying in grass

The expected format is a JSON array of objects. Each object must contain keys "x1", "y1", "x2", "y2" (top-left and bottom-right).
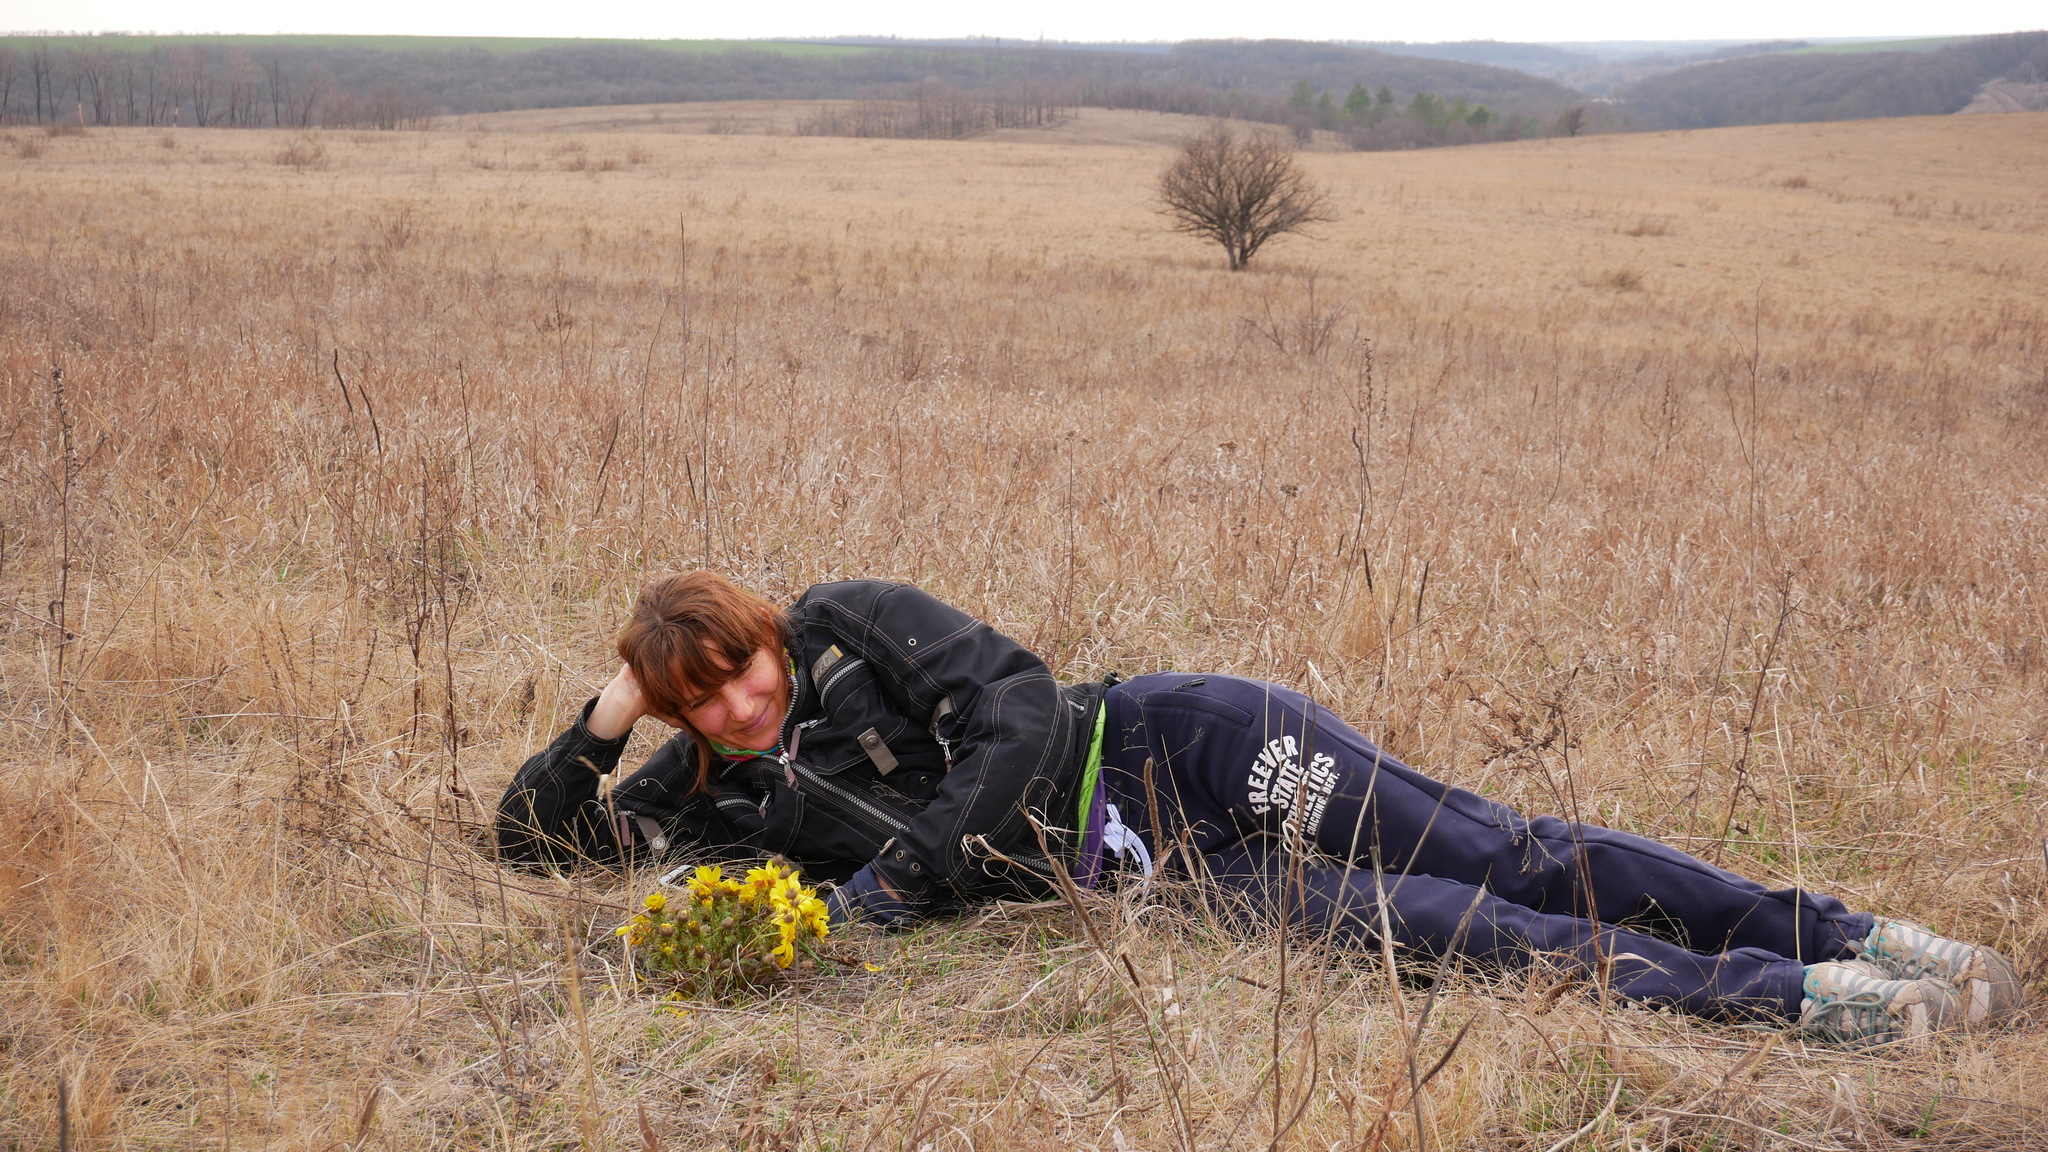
[{"x1": 497, "y1": 572, "x2": 2024, "y2": 1048}]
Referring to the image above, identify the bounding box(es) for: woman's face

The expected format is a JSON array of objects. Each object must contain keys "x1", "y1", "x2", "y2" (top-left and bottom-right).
[{"x1": 679, "y1": 646, "x2": 788, "y2": 751}]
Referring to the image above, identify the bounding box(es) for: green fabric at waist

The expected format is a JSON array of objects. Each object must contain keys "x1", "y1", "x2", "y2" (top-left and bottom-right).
[{"x1": 1073, "y1": 698, "x2": 1108, "y2": 832}]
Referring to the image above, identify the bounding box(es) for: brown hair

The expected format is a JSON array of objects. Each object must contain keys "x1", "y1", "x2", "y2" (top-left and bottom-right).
[{"x1": 616, "y1": 571, "x2": 789, "y2": 789}]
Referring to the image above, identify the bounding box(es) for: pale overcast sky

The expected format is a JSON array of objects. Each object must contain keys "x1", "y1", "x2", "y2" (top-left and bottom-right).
[{"x1": 4, "y1": 0, "x2": 2040, "y2": 44}]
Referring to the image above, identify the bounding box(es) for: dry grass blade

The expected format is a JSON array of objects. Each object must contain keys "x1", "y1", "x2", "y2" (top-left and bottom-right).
[
  {"x1": 636, "y1": 1099, "x2": 660, "y2": 1151},
  {"x1": 56, "y1": 1076, "x2": 71, "y2": 1152},
  {"x1": 1542, "y1": 1075, "x2": 1623, "y2": 1152},
  {"x1": 563, "y1": 917, "x2": 601, "y2": 1150},
  {"x1": 1030, "y1": 815, "x2": 1198, "y2": 1152},
  {"x1": 348, "y1": 1083, "x2": 382, "y2": 1152}
]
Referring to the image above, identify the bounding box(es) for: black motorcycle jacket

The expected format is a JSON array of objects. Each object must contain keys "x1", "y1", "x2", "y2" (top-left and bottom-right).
[{"x1": 495, "y1": 579, "x2": 1107, "y2": 908}]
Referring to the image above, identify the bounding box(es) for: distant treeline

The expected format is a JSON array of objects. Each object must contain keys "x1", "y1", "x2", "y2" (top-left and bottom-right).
[
  {"x1": 796, "y1": 85, "x2": 1072, "y2": 139},
  {"x1": 1089, "y1": 78, "x2": 1575, "y2": 147},
  {"x1": 0, "y1": 35, "x2": 1581, "y2": 141},
  {"x1": 0, "y1": 40, "x2": 434, "y2": 129},
  {"x1": 1620, "y1": 31, "x2": 2048, "y2": 128}
]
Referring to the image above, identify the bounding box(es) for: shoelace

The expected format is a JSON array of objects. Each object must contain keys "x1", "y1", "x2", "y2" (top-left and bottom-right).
[
  {"x1": 1865, "y1": 923, "x2": 1972, "y2": 981},
  {"x1": 1806, "y1": 972, "x2": 1912, "y2": 1042},
  {"x1": 1806, "y1": 999, "x2": 1896, "y2": 1042}
]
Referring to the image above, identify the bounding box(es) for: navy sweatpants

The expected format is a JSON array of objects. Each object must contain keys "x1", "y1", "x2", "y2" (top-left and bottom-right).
[{"x1": 1097, "y1": 674, "x2": 1873, "y2": 1022}]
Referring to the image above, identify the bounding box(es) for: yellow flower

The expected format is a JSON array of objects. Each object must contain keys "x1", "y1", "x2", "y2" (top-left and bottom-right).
[
  {"x1": 686, "y1": 865, "x2": 726, "y2": 899},
  {"x1": 741, "y1": 864, "x2": 783, "y2": 903},
  {"x1": 623, "y1": 861, "x2": 823, "y2": 1000}
]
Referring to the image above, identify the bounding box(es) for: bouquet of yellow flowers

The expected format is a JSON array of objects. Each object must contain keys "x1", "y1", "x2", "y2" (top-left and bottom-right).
[{"x1": 616, "y1": 860, "x2": 831, "y2": 1001}]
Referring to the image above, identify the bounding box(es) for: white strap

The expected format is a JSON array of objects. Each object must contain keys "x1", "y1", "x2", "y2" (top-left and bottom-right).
[{"x1": 1101, "y1": 803, "x2": 1155, "y2": 881}]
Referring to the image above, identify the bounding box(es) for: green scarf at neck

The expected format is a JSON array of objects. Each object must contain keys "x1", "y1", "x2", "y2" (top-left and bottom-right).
[{"x1": 710, "y1": 739, "x2": 778, "y2": 761}]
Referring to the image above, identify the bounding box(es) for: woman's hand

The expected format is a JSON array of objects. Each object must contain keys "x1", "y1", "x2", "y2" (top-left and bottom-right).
[
  {"x1": 586, "y1": 663, "x2": 673, "y2": 740},
  {"x1": 826, "y1": 863, "x2": 913, "y2": 928}
]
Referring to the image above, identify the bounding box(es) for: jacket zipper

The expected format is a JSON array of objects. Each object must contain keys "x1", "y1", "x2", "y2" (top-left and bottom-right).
[
  {"x1": 1010, "y1": 851, "x2": 1057, "y2": 877},
  {"x1": 789, "y1": 758, "x2": 910, "y2": 837},
  {"x1": 774, "y1": 655, "x2": 804, "y2": 751},
  {"x1": 815, "y1": 656, "x2": 866, "y2": 702},
  {"x1": 772, "y1": 656, "x2": 910, "y2": 839}
]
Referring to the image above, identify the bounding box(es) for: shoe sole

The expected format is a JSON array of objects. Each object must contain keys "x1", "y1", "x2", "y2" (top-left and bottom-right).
[
  {"x1": 1894, "y1": 998, "x2": 1929, "y2": 1045},
  {"x1": 1960, "y1": 948, "x2": 2025, "y2": 1025}
]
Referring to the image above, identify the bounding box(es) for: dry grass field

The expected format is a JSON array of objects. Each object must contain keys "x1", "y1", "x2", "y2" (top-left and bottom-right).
[
  {"x1": 458, "y1": 101, "x2": 835, "y2": 137},
  {"x1": 457, "y1": 104, "x2": 1326, "y2": 149},
  {"x1": 3, "y1": 108, "x2": 2048, "y2": 1149}
]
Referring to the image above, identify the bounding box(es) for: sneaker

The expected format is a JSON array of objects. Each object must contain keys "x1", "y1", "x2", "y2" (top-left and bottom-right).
[
  {"x1": 1800, "y1": 960, "x2": 1960, "y2": 1049},
  {"x1": 1856, "y1": 917, "x2": 2025, "y2": 1026}
]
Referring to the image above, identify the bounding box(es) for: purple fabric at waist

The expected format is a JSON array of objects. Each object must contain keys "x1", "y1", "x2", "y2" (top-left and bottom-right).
[
  {"x1": 1073, "y1": 783, "x2": 1111, "y2": 889},
  {"x1": 1075, "y1": 679, "x2": 1151, "y2": 889}
]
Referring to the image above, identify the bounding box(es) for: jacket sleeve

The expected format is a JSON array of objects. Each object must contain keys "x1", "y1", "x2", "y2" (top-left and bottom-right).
[
  {"x1": 797, "y1": 581, "x2": 1078, "y2": 904},
  {"x1": 495, "y1": 698, "x2": 742, "y2": 869},
  {"x1": 495, "y1": 697, "x2": 630, "y2": 867}
]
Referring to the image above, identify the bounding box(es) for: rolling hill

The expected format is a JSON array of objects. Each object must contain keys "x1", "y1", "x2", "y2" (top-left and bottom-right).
[
  {"x1": 0, "y1": 34, "x2": 1581, "y2": 128},
  {"x1": 1618, "y1": 30, "x2": 2048, "y2": 128},
  {"x1": 4, "y1": 30, "x2": 2043, "y2": 146}
]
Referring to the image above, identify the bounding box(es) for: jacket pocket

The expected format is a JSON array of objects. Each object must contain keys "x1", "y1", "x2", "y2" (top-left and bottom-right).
[
  {"x1": 735, "y1": 774, "x2": 808, "y2": 858},
  {"x1": 811, "y1": 659, "x2": 912, "y2": 774},
  {"x1": 786, "y1": 758, "x2": 904, "y2": 860}
]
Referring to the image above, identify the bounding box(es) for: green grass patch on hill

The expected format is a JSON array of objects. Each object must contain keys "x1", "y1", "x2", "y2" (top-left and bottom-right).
[{"x1": 0, "y1": 33, "x2": 871, "y2": 56}]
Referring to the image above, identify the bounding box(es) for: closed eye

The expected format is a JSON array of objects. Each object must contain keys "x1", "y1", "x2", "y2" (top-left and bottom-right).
[{"x1": 681, "y1": 679, "x2": 736, "y2": 712}]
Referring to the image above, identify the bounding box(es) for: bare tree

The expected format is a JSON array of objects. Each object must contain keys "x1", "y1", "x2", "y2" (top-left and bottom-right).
[
  {"x1": 179, "y1": 46, "x2": 216, "y2": 127},
  {"x1": 29, "y1": 42, "x2": 54, "y2": 124},
  {"x1": 286, "y1": 68, "x2": 327, "y2": 128},
  {"x1": 264, "y1": 52, "x2": 290, "y2": 128},
  {"x1": 142, "y1": 49, "x2": 174, "y2": 126},
  {"x1": 1155, "y1": 122, "x2": 1334, "y2": 271},
  {"x1": 225, "y1": 49, "x2": 262, "y2": 126},
  {"x1": 0, "y1": 48, "x2": 18, "y2": 126},
  {"x1": 76, "y1": 47, "x2": 112, "y2": 125},
  {"x1": 115, "y1": 51, "x2": 142, "y2": 125}
]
